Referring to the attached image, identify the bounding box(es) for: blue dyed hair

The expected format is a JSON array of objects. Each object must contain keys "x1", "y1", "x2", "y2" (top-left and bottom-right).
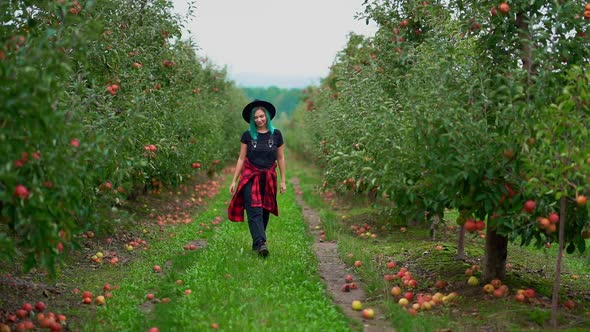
[{"x1": 249, "y1": 107, "x2": 275, "y2": 140}]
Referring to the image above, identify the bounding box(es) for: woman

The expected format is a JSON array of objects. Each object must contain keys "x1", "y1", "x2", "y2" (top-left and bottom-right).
[{"x1": 228, "y1": 99, "x2": 286, "y2": 257}]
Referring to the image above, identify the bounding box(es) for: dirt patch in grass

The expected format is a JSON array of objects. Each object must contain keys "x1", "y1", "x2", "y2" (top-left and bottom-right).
[{"x1": 292, "y1": 177, "x2": 394, "y2": 332}]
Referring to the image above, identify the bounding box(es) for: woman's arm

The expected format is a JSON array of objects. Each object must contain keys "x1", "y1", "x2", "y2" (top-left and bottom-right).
[
  {"x1": 277, "y1": 144, "x2": 286, "y2": 194},
  {"x1": 230, "y1": 143, "x2": 248, "y2": 194}
]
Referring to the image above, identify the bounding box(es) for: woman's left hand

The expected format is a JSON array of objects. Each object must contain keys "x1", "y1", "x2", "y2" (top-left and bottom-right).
[{"x1": 280, "y1": 182, "x2": 287, "y2": 194}]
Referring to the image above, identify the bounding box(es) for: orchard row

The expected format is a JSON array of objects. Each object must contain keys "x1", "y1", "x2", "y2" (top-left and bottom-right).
[
  {"x1": 1, "y1": 1, "x2": 246, "y2": 272},
  {"x1": 288, "y1": 0, "x2": 590, "y2": 315}
]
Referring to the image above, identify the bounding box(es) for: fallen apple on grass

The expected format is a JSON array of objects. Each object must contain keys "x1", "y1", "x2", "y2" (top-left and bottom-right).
[
  {"x1": 351, "y1": 300, "x2": 363, "y2": 311},
  {"x1": 483, "y1": 284, "x2": 495, "y2": 294},
  {"x1": 434, "y1": 280, "x2": 447, "y2": 289},
  {"x1": 95, "y1": 295, "x2": 106, "y2": 305},
  {"x1": 362, "y1": 308, "x2": 375, "y2": 319},
  {"x1": 514, "y1": 293, "x2": 526, "y2": 302},
  {"x1": 404, "y1": 292, "x2": 414, "y2": 301}
]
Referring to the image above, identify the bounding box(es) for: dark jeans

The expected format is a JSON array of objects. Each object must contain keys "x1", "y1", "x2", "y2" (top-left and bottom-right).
[{"x1": 242, "y1": 174, "x2": 270, "y2": 250}]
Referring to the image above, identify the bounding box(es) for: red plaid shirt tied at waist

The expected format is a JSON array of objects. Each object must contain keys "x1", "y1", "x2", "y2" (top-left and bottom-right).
[{"x1": 227, "y1": 159, "x2": 278, "y2": 222}]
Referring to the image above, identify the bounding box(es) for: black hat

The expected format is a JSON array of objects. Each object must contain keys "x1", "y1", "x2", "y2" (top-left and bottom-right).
[{"x1": 242, "y1": 99, "x2": 276, "y2": 123}]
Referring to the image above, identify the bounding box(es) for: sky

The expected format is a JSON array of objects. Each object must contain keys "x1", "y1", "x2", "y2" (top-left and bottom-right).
[{"x1": 171, "y1": 0, "x2": 378, "y2": 88}]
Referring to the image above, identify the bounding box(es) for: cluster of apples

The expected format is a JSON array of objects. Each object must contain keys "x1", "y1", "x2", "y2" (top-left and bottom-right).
[
  {"x1": 89, "y1": 249, "x2": 120, "y2": 265},
  {"x1": 350, "y1": 223, "x2": 378, "y2": 239},
  {"x1": 385, "y1": 262, "x2": 459, "y2": 315},
  {"x1": 463, "y1": 219, "x2": 485, "y2": 233},
  {"x1": 124, "y1": 238, "x2": 148, "y2": 251},
  {"x1": 76, "y1": 283, "x2": 117, "y2": 307},
  {"x1": 182, "y1": 242, "x2": 199, "y2": 251},
  {"x1": 341, "y1": 274, "x2": 359, "y2": 293},
  {"x1": 392, "y1": 287, "x2": 459, "y2": 316},
  {"x1": 351, "y1": 300, "x2": 375, "y2": 320},
  {"x1": 383, "y1": 264, "x2": 419, "y2": 289},
  {"x1": 321, "y1": 190, "x2": 335, "y2": 203},
  {"x1": 535, "y1": 213, "x2": 560, "y2": 233},
  {"x1": 481, "y1": 278, "x2": 511, "y2": 298},
  {"x1": 1, "y1": 301, "x2": 67, "y2": 332},
  {"x1": 465, "y1": 264, "x2": 482, "y2": 287},
  {"x1": 105, "y1": 83, "x2": 119, "y2": 96},
  {"x1": 524, "y1": 196, "x2": 586, "y2": 234},
  {"x1": 317, "y1": 227, "x2": 327, "y2": 242},
  {"x1": 154, "y1": 211, "x2": 194, "y2": 227},
  {"x1": 143, "y1": 144, "x2": 157, "y2": 158}
]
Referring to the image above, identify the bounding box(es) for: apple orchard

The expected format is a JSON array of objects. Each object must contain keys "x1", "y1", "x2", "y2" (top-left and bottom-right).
[
  {"x1": 290, "y1": 0, "x2": 590, "y2": 324},
  {"x1": 1, "y1": 1, "x2": 246, "y2": 272},
  {"x1": 2, "y1": 0, "x2": 590, "y2": 330}
]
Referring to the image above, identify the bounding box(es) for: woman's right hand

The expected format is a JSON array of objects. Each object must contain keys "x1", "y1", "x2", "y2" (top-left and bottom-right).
[{"x1": 229, "y1": 181, "x2": 236, "y2": 194}]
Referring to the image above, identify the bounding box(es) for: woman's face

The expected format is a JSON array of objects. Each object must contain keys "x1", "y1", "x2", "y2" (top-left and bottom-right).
[{"x1": 253, "y1": 109, "x2": 267, "y2": 128}]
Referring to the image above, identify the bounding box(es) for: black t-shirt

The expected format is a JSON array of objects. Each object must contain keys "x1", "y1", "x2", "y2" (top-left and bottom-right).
[{"x1": 241, "y1": 129, "x2": 284, "y2": 169}]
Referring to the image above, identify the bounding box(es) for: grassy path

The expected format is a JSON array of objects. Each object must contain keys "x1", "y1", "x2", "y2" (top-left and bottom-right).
[{"x1": 84, "y1": 170, "x2": 356, "y2": 331}]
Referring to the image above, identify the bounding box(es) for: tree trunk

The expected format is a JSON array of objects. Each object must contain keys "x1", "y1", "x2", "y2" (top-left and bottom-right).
[
  {"x1": 456, "y1": 224, "x2": 466, "y2": 259},
  {"x1": 550, "y1": 196, "x2": 566, "y2": 327},
  {"x1": 483, "y1": 228, "x2": 508, "y2": 281},
  {"x1": 515, "y1": 13, "x2": 534, "y2": 77}
]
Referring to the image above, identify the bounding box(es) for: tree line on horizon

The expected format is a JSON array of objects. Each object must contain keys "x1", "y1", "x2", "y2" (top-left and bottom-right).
[{"x1": 240, "y1": 86, "x2": 303, "y2": 120}]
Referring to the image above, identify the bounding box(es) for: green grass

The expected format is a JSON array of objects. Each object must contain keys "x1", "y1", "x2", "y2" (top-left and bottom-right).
[
  {"x1": 289, "y1": 153, "x2": 590, "y2": 332},
  {"x1": 71, "y1": 172, "x2": 357, "y2": 331}
]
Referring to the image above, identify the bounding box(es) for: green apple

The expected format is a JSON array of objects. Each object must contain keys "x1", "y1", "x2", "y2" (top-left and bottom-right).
[{"x1": 351, "y1": 300, "x2": 363, "y2": 311}]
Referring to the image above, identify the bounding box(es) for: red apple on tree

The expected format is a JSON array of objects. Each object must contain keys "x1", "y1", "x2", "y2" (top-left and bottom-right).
[
  {"x1": 564, "y1": 299, "x2": 575, "y2": 309},
  {"x1": 498, "y1": 2, "x2": 510, "y2": 14},
  {"x1": 523, "y1": 200, "x2": 536, "y2": 213},
  {"x1": 14, "y1": 185, "x2": 30, "y2": 199}
]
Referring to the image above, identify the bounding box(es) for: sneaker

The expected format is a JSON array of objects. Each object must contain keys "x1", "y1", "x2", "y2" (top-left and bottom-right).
[{"x1": 257, "y1": 244, "x2": 269, "y2": 257}]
